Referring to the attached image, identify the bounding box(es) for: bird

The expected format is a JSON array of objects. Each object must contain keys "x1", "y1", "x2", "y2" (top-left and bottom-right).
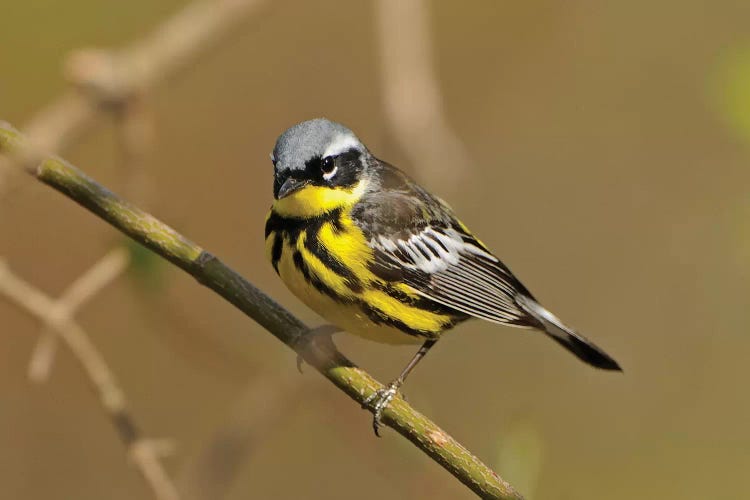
[{"x1": 265, "y1": 118, "x2": 621, "y2": 435}]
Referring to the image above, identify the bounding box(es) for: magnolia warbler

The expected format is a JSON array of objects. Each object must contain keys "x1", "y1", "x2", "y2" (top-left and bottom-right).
[{"x1": 265, "y1": 118, "x2": 621, "y2": 435}]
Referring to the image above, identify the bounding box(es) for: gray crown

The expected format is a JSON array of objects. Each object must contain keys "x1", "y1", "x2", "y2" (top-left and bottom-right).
[{"x1": 272, "y1": 118, "x2": 365, "y2": 172}]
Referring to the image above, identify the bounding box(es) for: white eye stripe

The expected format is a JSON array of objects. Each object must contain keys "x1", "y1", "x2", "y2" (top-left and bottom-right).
[
  {"x1": 322, "y1": 165, "x2": 338, "y2": 180},
  {"x1": 322, "y1": 134, "x2": 362, "y2": 158}
]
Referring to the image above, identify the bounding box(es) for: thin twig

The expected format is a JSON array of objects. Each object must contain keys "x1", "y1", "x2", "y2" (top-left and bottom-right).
[
  {"x1": 28, "y1": 246, "x2": 130, "y2": 382},
  {"x1": 0, "y1": 123, "x2": 523, "y2": 500},
  {"x1": 0, "y1": 259, "x2": 179, "y2": 500},
  {"x1": 375, "y1": 0, "x2": 472, "y2": 193}
]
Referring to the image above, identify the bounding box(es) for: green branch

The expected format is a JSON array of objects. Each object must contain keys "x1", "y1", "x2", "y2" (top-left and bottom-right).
[{"x1": 0, "y1": 121, "x2": 522, "y2": 500}]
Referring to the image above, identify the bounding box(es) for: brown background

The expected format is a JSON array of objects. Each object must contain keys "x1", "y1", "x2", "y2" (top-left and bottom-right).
[{"x1": 2, "y1": 1, "x2": 749, "y2": 499}]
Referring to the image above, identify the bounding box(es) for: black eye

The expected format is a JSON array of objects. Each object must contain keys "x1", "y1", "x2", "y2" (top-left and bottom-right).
[{"x1": 321, "y1": 156, "x2": 335, "y2": 174}]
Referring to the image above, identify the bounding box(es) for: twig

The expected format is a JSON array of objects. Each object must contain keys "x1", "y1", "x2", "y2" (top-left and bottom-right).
[
  {"x1": 28, "y1": 246, "x2": 130, "y2": 382},
  {"x1": 375, "y1": 0, "x2": 472, "y2": 193},
  {"x1": 0, "y1": 259, "x2": 179, "y2": 500},
  {"x1": 66, "y1": 0, "x2": 272, "y2": 101},
  {"x1": 0, "y1": 123, "x2": 523, "y2": 500}
]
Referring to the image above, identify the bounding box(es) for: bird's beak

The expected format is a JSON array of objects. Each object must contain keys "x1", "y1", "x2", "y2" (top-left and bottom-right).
[{"x1": 276, "y1": 176, "x2": 309, "y2": 199}]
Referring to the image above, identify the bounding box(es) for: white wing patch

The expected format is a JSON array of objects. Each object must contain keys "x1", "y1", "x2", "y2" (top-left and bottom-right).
[
  {"x1": 375, "y1": 227, "x2": 492, "y2": 274},
  {"x1": 372, "y1": 226, "x2": 529, "y2": 325}
]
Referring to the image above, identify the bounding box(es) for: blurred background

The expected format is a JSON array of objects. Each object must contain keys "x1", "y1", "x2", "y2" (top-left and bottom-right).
[{"x1": 2, "y1": 1, "x2": 749, "y2": 499}]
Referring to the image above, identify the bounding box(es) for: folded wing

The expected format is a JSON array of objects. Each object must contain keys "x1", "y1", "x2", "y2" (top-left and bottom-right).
[{"x1": 368, "y1": 222, "x2": 537, "y2": 327}]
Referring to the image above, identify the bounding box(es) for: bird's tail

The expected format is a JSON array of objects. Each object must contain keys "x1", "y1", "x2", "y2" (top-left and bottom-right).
[{"x1": 515, "y1": 295, "x2": 622, "y2": 371}]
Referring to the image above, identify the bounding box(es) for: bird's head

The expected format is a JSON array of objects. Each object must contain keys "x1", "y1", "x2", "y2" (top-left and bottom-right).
[{"x1": 270, "y1": 118, "x2": 371, "y2": 217}]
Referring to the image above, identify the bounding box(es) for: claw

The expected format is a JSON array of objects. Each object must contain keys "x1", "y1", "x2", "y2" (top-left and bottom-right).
[
  {"x1": 360, "y1": 339, "x2": 437, "y2": 436},
  {"x1": 362, "y1": 381, "x2": 401, "y2": 437}
]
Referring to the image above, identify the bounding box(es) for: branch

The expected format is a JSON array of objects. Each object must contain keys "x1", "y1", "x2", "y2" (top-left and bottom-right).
[
  {"x1": 0, "y1": 259, "x2": 179, "y2": 500},
  {"x1": 0, "y1": 123, "x2": 522, "y2": 500}
]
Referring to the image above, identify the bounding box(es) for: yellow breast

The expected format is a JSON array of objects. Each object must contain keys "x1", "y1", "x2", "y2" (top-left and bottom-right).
[{"x1": 264, "y1": 184, "x2": 458, "y2": 345}]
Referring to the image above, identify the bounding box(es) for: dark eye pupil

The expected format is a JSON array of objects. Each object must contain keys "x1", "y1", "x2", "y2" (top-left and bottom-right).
[{"x1": 321, "y1": 156, "x2": 335, "y2": 174}]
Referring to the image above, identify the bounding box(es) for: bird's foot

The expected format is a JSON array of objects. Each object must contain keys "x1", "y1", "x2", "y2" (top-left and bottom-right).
[
  {"x1": 362, "y1": 380, "x2": 402, "y2": 437},
  {"x1": 295, "y1": 324, "x2": 339, "y2": 373}
]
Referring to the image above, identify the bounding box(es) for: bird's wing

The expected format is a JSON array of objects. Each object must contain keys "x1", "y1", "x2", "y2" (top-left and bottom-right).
[{"x1": 354, "y1": 165, "x2": 536, "y2": 327}]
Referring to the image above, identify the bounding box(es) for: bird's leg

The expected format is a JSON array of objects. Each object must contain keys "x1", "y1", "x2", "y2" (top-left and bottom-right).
[
  {"x1": 295, "y1": 324, "x2": 340, "y2": 373},
  {"x1": 363, "y1": 339, "x2": 438, "y2": 436}
]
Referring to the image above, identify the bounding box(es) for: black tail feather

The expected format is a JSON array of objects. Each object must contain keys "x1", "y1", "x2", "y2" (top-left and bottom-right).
[
  {"x1": 545, "y1": 328, "x2": 622, "y2": 371},
  {"x1": 515, "y1": 295, "x2": 622, "y2": 371}
]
